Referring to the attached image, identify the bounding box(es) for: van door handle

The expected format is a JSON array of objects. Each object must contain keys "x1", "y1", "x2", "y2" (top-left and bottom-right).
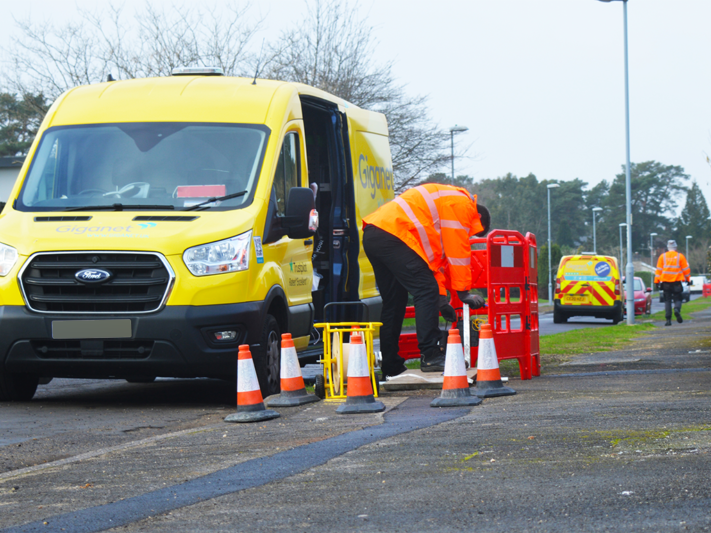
[{"x1": 304, "y1": 239, "x2": 313, "y2": 245}]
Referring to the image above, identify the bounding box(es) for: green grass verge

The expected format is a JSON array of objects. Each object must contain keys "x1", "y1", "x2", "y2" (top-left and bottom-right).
[{"x1": 540, "y1": 322, "x2": 657, "y2": 357}]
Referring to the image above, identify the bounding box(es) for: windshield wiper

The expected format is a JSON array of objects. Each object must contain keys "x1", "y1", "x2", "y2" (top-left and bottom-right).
[
  {"x1": 65, "y1": 203, "x2": 176, "y2": 212},
  {"x1": 182, "y1": 191, "x2": 248, "y2": 211}
]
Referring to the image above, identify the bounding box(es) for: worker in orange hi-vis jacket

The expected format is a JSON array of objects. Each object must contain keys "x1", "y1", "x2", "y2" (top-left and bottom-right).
[
  {"x1": 654, "y1": 239, "x2": 691, "y2": 326},
  {"x1": 362, "y1": 183, "x2": 490, "y2": 378}
]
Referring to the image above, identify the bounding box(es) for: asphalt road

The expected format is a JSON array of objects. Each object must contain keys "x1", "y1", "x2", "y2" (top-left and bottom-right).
[{"x1": 2, "y1": 303, "x2": 710, "y2": 532}]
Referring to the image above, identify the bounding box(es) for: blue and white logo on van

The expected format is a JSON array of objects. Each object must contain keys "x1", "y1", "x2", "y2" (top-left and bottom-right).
[
  {"x1": 75, "y1": 269, "x2": 112, "y2": 284},
  {"x1": 595, "y1": 262, "x2": 611, "y2": 277}
]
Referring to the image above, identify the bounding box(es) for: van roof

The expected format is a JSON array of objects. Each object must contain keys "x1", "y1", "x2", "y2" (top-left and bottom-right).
[{"x1": 46, "y1": 75, "x2": 359, "y2": 128}]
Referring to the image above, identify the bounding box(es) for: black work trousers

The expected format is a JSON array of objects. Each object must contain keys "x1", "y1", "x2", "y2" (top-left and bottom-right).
[
  {"x1": 662, "y1": 281, "x2": 683, "y2": 320},
  {"x1": 362, "y1": 225, "x2": 441, "y2": 375}
]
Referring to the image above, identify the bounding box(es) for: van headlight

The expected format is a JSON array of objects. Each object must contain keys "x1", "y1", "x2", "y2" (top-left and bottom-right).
[
  {"x1": 183, "y1": 231, "x2": 251, "y2": 276},
  {"x1": 0, "y1": 243, "x2": 18, "y2": 276}
]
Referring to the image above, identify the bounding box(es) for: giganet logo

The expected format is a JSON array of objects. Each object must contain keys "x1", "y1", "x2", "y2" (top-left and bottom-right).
[
  {"x1": 358, "y1": 154, "x2": 394, "y2": 199},
  {"x1": 55, "y1": 223, "x2": 156, "y2": 239}
]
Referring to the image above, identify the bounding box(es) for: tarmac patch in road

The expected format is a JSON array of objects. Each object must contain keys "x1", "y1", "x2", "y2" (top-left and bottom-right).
[{"x1": 1, "y1": 398, "x2": 469, "y2": 533}]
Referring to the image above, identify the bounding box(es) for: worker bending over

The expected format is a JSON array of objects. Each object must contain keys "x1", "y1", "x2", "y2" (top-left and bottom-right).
[
  {"x1": 362, "y1": 183, "x2": 490, "y2": 377},
  {"x1": 655, "y1": 239, "x2": 691, "y2": 326}
]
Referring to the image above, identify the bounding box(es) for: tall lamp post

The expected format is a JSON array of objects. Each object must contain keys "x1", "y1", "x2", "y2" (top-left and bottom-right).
[
  {"x1": 686, "y1": 235, "x2": 692, "y2": 264},
  {"x1": 598, "y1": 0, "x2": 634, "y2": 325},
  {"x1": 547, "y1": 183, "x2": 560, "y2": 302},
  {"x1": 449, "y1": 125, "x2": 468, "y2": 185},
  {"x1": 592, "y1": 207, "x2": 603, "y2": 254},
  {"x1": 619, "y1": 223, "x2": 627, "y2": 272},
  {"x1": 650, "y1": 232, "x2": 657, "y2": 270}
]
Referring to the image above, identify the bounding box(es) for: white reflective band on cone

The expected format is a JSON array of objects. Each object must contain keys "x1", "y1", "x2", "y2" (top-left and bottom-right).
[
  {"x1": 347, "y1": 340, "x2": 370, "y2": 378},
  {"x1": 477, "y1": 336, "x2": 498, "y2": 370},
  {"x1": 444, "y1": 339, "x2": 467, "y2": 377},
  {"x1": 280, "y1": 345, "x2": 301, "y2": 379},
  {"x1": 238, "y1": 358, "x2": 260, "y2": 392}
]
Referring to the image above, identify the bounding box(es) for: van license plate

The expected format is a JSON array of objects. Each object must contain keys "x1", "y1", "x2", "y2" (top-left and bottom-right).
[
  {"x1": 52, "y1": 319, "x2": 132, "y2": 340},
  {"x1": 563, "y1": 295, "x2": 588, "y2": 304}
]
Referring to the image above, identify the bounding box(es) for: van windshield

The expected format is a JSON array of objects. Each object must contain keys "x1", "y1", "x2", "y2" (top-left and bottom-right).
[
  {"x1": 561, "y1": 259, "x2": 614, "y2": 281},
  {"x1": 17, "y1": 123, "x2": 269, "y2": 212}
]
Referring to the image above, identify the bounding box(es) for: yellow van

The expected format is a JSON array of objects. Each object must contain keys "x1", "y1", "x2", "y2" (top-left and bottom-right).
[
  {"x1": 553, "y1": 254, "x2": 623, "y2": 324},
  {"x1": 0, "y1": 67, "x2": 394, "y2": 400}
]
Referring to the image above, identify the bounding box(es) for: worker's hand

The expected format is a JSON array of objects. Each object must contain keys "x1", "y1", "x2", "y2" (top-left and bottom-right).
[
  {"x1": 438, "y1": 295, "x2": 457, "y2": 322},
  {"x1": 457, "y1": 291, "x2": 485, "y2": 309}
]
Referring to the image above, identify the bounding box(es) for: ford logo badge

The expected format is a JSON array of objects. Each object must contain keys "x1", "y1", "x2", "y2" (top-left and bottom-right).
[{"x1": 75, "y1": 269, "x2": 112, "y2": 284}]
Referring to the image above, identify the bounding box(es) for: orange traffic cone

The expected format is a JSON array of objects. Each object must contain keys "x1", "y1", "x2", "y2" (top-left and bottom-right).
[
  {"x1": 336, "y1": 331, "x2": 384, "y2": 414},
  {"x1": 474, "y1": 324, "x2": 516, "y2": 398},
  {"x1": 225, "y1": 345, "x2": 280, "y2": 423},
  {"x1": 431, "y1": 328, "x2": 482, "y2": 407},
  {"x1": 266, "y1": 333, "x2": 320, "y2": 407}
]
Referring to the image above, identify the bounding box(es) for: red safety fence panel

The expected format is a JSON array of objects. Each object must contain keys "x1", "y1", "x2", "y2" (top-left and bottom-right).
[
  {"x1": 524, "y1": 232, "x2": 540, "y2": 377},
  {"x1": 703, "y1": 284, "x2": 711, "y2": 298},
  {"x1": 486, "y1": 230, "x2": 531, "y2": 380}
]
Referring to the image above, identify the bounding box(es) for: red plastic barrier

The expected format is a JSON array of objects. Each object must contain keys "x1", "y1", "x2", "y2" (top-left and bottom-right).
[
  {"x1": 485, "y1": 231, "x2": 531, "y2": 379},
  {"x1": 703, "y1": 284, "x2": 711, "y2": 298}
]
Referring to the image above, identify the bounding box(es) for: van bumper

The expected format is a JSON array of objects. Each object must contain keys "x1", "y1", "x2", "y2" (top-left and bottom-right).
[
  {"x1": 554, "y1": 300, "x2": 622, "y2": 320},
  {"x1": 0, "y1": 304, "x2": 265, "y2": 379}
]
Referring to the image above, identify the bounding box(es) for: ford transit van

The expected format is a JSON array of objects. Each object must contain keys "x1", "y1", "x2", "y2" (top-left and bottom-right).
[{"x1": 0, "y1": 68, "x2": 394, "y2": 400}]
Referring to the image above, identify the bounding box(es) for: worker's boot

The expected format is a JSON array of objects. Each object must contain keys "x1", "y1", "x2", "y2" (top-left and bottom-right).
[
  {"x1": 420, "y1": 347, "x2": 445, "y2": 373},
  {"x1": 675, "y1": 309, "x2": 683, "y2": 324},
  {"x1": 380, "y1": 355, "x2": 407, "y2": 379},
  {"x1": 665, "y1": 320, "x2": 671, "y2": 326}
]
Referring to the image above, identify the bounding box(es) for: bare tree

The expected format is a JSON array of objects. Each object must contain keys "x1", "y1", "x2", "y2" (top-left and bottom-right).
[
  {"x1": 2, "y1": 2, "x2": 262, "y2": 109},
  {"x1": 264, "y1": 0, "x2": 449, "y2": 191}
]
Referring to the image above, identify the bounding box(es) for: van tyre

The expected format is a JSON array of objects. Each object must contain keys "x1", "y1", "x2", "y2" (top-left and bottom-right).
[
  {"x1": 0, "y1": 370, "x2": 39, "y2": 401},
  {"x1": 612, "y1": 306, "x2": 624, "y2": 325},
  {"x1": 254, "y1": 314, "x2": 281, "y2": 397},
  {"x1": 553, "y1": 308, "x2": 566, "y2": 324}
]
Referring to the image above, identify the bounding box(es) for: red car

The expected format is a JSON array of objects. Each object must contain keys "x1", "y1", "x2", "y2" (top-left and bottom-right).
[{"x1": 623, "y1": 277, "x2": 652, "y2": 315}]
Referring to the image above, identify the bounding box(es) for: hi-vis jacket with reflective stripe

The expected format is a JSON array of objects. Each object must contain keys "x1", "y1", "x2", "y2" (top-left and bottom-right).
[
  {"x1": 654, "y1": 251, "x2": 691, "y2": 284},
  {"x1": 362, "y1": 184, "x2": 484, "y2": 293}
]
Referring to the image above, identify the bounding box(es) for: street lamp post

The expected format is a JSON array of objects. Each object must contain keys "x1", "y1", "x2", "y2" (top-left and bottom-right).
[
  {"x1": 547, "y1": 183, "x2": 560, "y2": 302},
  {"x1": 592, "y1": 207, "x2": 603, "y2": 254},
  {"x1": 686, "y1": 235, "x2": 692, "y2": 264},
  {"x1": 598, "y1": 0, "x2": 634, "y2": 325},
  {"x1": 619, "y1": 223, "x2": 627, "y2": 272},
  {"x1": 449, "y1": 125, "x2": 468, "y2": 185},
  {"x1": 650, "y1": 232, "x2": 657, "y2": 270}
]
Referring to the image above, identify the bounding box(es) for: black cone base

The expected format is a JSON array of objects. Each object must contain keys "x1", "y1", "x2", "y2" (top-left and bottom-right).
[
  {"x1": 266, "y1": 390, "x2": 320, "y2": 407},
  {"x1": 224, "y1": 408, "x2": 280, "y2": 423}
]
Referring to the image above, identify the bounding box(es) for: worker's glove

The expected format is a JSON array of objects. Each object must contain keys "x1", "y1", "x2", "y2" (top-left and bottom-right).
[
  {"x1": 438, "y1": 295, "x2": 457, "y2": 322},
  {"x1": 457, "y1": 291, "x2": 485, "y2": 309}
]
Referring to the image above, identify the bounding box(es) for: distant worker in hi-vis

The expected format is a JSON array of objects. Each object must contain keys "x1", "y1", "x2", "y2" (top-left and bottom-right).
[
  {"x1": 362, "y1": 183, "x2": 490, "y2": 378},
  {"x1": 654, "y1": 239, "x2": 691, "y2": 326}
]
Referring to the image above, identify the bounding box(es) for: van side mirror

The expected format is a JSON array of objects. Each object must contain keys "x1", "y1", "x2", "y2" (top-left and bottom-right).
[
  {"x1": 645, "y1": 287, "x2": 652, "y2": 293},
  {"x1": 283, "y1": 187, "x2": 318, "y2": 239}
]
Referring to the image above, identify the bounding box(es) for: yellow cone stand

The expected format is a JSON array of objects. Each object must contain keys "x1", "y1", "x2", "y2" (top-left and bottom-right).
[
  {"x1": 431, "y1": 328, "x2": 483, "y2": 407},
  {"x1": 266, "y1": 333, "x2": 320, "y2": 407},
  {"x1": 225, "y1": 345, "x2": 280, "y2": 423},
  {"x1": 336, "y1": 332, "x2": 385, "y2": 414},
  {"x1": 474, "y1": 324, "x2": 516, "y2": 398}
]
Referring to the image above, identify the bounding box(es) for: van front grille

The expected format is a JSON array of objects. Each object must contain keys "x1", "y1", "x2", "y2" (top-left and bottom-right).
[{"x1": 20, "y1": 252, "x2": 174, "y2": 314}]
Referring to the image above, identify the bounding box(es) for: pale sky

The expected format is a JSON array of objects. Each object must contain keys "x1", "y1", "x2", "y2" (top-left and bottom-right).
[{"x1": 4, "y1": 0, "x2": 711, "y2": 214}]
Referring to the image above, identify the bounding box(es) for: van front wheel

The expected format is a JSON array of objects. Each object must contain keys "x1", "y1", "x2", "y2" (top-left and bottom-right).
[
  {"x1": 254, "y1": 314, "x2": 281, "y2": 398},
  {"x1": 0, "y1": 370, "x2": 39, "y2": 401}
]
